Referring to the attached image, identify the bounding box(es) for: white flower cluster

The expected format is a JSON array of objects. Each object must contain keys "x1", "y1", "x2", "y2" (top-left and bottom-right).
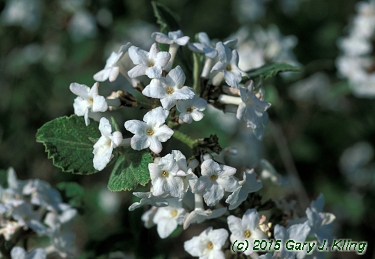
[
  {"x1": 65, "y1": 28, "x2": 335, "y2": 258},
  {"x1": 337, "y1": 0, "x2": 375, "y2": 97},
  {"x1": 0, "y1": 168, "x2": 77, "y2": 258},
  {"x1": 68, "y1": 29, "x2": 274, "y2": 170}
]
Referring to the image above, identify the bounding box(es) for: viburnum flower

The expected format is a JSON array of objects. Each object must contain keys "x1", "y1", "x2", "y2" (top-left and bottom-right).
[
  {"x1": 44, "y1": 204, "x2": 77, "y2": 258},
  {"x1": 306, "y1": 193, "x2": 336, "y2": 244},
  {"x1": 176, "y1": 96, "x2": 207, "y2": 124},
  {"x1": 236, "y1": 80, "x2": 271, "y2": 139},
  {"x1": 152, "y1": 30, "x2": 190, "y2": 46},
  {"x1": 227, "y1": 208, "x2": 268, "y2": 255},
  {"x1": 148, "y1": 152, "x2": 184, "y2": 198},
  {"x1": 171, "y1": 150, "x2": 199, "y2": 194},
  {"x1": 225, "y1": 169, "x2": 263, "y2": 210},
  {"x1": 211, "y1": 42, "x2": 247, "y2": 88},
  {"x1": 69, "y1": 82, "x2": 108, "y2": 126},
  {"x1": 184, "y1": 227, "x2": 228, "y2": 259},
  {"x1": 23, "y1": 179, "x2": 63, "y2": 212},
  {"x1": 189, "y1": 33, "x2": 238, "y2": 78},
  {"x1": 152, "y1": 198, "x2": 186, "y2": 239},
  {"x1": 193, "y1": 159, "x2": 238, "y2": 206},
  {"x1": 142, "y1": 66, "x2": 195, "y2": 110},
  {"x1": 93, "y1": 43, "x2": 131, "y2": 82},
  {"x1": 127, "y1": 43, "x2": 170, "y2": 79},
  {"x1": 11, "y1": 200, "x2": 47, "y2": 235},
  {"x1": 93, "y1": 117, "x2": 123, "y2": 171},
  {"x1": 124, "y1": 107, "x2": 173, "y2": 154},
  {"x1": 152, "y1": 30, "x2": 190, "y2": 71},
  {"x1": 273, "y1": 221, "x2": 311, "y2": 259},
  {"x1": 188, "y1": 32, "x2": 218, "y2": 59}
]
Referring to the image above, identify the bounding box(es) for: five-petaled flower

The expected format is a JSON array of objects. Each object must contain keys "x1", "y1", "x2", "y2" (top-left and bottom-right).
[
  {"x1": 177, "y1": 96, "x2": 207, "y2": 124},
  {"x1": 211, "y1": 42, "x2": 247, "y2": 88},
  {"x1": 69, "y1": 82, "x2": 108, "y2": 126},
  {"x1": 127, "y1": 43, "x2": 171, "y2": 79},
  {"x1": 193, "y1": 159, "x2": 238, "y2": 206},
  {"x1": 124, "y1": 107, "x2": 174, "y2": 154},
  {"x1": 142, "y1": 66, "x2": 195, "y2": 110},
  {"x1": 93, "y1": 117, "x2": 123, "y2": 171},
  {"x1": 148, "y1": 152, "x2": 184, "y2": 198},
  {"x1": 227, "y1": 209, "x2": 268, "y2": 255},
  {"x1": 184, "y1": 227, "x2": 228, "y2": 259}
]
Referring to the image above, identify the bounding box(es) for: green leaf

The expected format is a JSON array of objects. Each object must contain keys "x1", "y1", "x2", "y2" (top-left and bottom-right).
[
  {"x1": 108, "y1": 148, "x2": 153, "y2": 191},
  {"x1": 151, "y1": 1, "x2": 180, "y2": 34},
  {"x1": 246, "y1": 63, "x2": 300, "y2": 80},
  {"x1": 36, "y1": 115, "x2": 100, "y2": 175},
  {"x1": 56, "y1": 182, "x2": 85, "y2": 208}
]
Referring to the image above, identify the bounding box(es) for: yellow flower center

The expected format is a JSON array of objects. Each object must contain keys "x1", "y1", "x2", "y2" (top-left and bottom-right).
[
  {"x1": 147, "y1": 60, "x2": 155, "y2": 67},
  {"x1": 162, "y1": 171, "x2": 169, "y2": 177},
  {"x1": 207, "y1": 241, "x2": 214, "y2": 250},
  {"x1": 166, "y1": 86, "x2": 174, "y2": 94},
  {"x1": 171, "y1": 209, "x2": 178, "y2": 218},
  {"x1": 146, "y1": 128, "x2": 154, "y2": 136},
  {"x1": 186, "y1": 106, "x2": 193, "y2": 113},
  {"x1": 226, "y1": 65, "x2": 232, "y2": 71},
  {"x1": 244, "y1": 229, "x2": 251, "y2": 238},
  {"x1": 210, "y1": 174, "x2": 218, "y2": 181}
]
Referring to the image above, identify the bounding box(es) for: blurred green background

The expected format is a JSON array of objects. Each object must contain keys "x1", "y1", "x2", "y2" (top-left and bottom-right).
[{"x1": 1, "y1": 0, "x2": 374, "y2": 258}]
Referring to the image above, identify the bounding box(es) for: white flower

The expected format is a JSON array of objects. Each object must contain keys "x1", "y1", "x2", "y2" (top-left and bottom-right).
[
  {"x1": 188, "y1": 32, "x2": 218, "y2": 59},
  {"x1": 128, "y1": 191, "x2": 169, "y2": 211},
  {"x1": 127, "y1": 43, "x2": 171, "y2": 79},
  {"x1": 225, "y1": 169, "x2": 262, "y2": 210},
  {"x1": 142, "y1": 66, "x2": 195, "y2": 110},
  {"x1": 184, "y1": 227, "x2": 228, "y2": 259},
  {"x1": 93, "y1": 43, "x2": 131, "y2": 82},
  {"x1": 149, "y1": 153, "x2": 184, "y2": 198},
  {"x1": 236, "y1": 81, "x2": 271, "y2": 139},
  {"x1": 274, "y1": 221, "x2": 311, "y2": 259},
  {"x1": 93, "y1": 117, "x2": 123, "y2": 171},
  {"x1": 141, "y1": 206, "x2": 158, "y2": 228},
  {"x1": 227, "y1": 208, "x2": 268, "y2": 255},
  {"x1": 153, "y1": 198, "x2": 186, "y2": 238},
  {"x1": 44, "y1": 204, "x2": 77, "y2": 258},
  {"x1": 177, "y1": 96, "x2": 207, "y2": 124},
  {"x1": 306, "y1": 194, "x2": 335, "y2": 244},
  {"x1": 11, "y1": 200, "x2": 47, "y2": 235},
  {"x1": 10, "y1": 246, "x2": 46, "y2": 259},
  {"x1": 151, "y1": 30, "x2": 190, "y2": 46},
  {"x1": 124, "y1": 107, "x2": 173, "y2": 154},
  {"x1": 69, "y1": 82, "x2": 108, "y2": 126},
  {"x1": 193, "y1": 159, "x2": 238, "y2": 206},
  {"x1": 170, "y1": 150, "x2": 198, "y2": 194},
  {"x1": 152, "y1": 30, "x2": 190, "y2": 71},
  {"x1": 211, "y1": 42, "x2": 247, "y2": 88},
  {"x1": 23, "y1": 179, "x2": 62, "y2": 212}
]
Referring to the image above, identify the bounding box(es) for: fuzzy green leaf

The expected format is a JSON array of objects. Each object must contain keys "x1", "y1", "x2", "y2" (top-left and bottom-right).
[
  {"x1": 36, "y1": 115, "x2": 100, "y2": 175},
  {"x1": 246, "y1": 63, "x2": 300, "y2": 80},
  {"x1": 108, "y1": 148, "x2": 153, "y2": 191}
]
